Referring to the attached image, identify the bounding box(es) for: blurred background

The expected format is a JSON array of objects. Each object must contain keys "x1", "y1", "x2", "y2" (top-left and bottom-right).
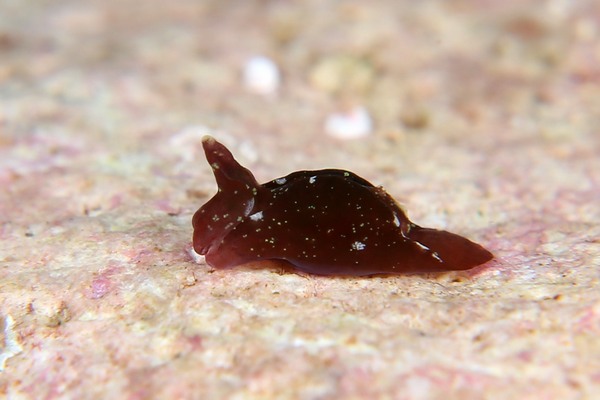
[
  {"x1": 3, "y1": 0, "x2": 597, "y2": 150},
  {"x1": 2, "y1": 1, "x2": 600, "y2": 398}
]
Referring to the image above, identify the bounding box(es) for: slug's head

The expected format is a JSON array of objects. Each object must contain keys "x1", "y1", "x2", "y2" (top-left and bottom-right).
[{"x1": 192, "y1": 136, "x2": 259, "y2": 255}]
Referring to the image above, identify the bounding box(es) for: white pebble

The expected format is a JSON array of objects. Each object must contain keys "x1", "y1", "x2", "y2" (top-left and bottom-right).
[
  {"x1": 188, "y1": 247, "x2": 206, "y2": 264},
  {"x1": 0, "y1": 315, "x2": 23, "y2": 371},
  {"x1": 325, "y1": 106, "x2": 372, "y2": 139},
  {"x1": 243, "y1": 56, "x2": 280, "y2": 95}
]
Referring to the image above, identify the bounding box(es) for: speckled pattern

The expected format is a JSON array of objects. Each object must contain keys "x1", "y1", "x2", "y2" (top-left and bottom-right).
[
  {"x1": 1, "y1": 0, "x2": 600, "y2": 398},
  {"x1": 193, "y1": 137, "x2": 493, "y2": 275}
]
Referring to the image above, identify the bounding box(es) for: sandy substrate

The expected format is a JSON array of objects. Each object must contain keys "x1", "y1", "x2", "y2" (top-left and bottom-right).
[{"x1": 1, "y1": 0, "x2": 600, "y2": 398}]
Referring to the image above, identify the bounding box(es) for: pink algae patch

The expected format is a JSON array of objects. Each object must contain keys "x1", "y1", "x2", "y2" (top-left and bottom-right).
[
  {"x1": 576, "y1": 307, "x2": 600, "y2": 333},
  {"x1": 89, "y1": 276, "x2": 112, "y2": 299},
  {"x1": 85, "y1": 262, "x2": 122, "y2": 299}
]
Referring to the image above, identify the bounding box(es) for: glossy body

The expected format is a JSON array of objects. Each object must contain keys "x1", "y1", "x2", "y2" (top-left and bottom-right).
[{"x1": 192, "y1": 136, "x2": 493, "y2": 275}]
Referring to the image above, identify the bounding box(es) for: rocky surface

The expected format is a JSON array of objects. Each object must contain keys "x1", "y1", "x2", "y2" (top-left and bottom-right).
[{"x1": 1, "y1": 0, "x2": 599, "y2": 398}]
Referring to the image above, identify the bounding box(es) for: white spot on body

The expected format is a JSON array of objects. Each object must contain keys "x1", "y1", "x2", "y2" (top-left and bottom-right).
[
  {"x1": 393, "y1": 214, "x2": 400, "y2": 227},
  {"x1": 414, "y1": 241, "x2": 430, "y2": 252},
  {"x1": 309, "y1": 176, "x2": 317, "y2": 184},
  {"x1": 249, "y1": 211, "x2": 263, "y2": 221},
  {"x1": 413, "y1": 241, "x2": 443, "y2": 263},
  {"x1": 244, "y1": 198, "x2": 255, "y2": 217},
  {"x1": 352, "y1": 241, "x2": 366, "y2": 251},
  {"x1": 275, "y1": 178, "x2": 287, "y2": 185}
]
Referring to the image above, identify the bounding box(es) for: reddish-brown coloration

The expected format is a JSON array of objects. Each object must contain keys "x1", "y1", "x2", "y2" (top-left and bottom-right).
[{"x1": 192, "y1": 136, "x2": 493, "y2": 276}]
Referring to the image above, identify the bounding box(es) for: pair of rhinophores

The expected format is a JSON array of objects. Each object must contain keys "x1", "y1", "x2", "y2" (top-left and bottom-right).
[{"x1": 192, "y1": 136, "x2": 493, "y2": 276}]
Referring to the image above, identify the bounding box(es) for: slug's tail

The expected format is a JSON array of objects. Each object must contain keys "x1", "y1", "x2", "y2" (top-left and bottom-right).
[{"x1": 408, "y1": 227, "x2": 493, "y2": 272}]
